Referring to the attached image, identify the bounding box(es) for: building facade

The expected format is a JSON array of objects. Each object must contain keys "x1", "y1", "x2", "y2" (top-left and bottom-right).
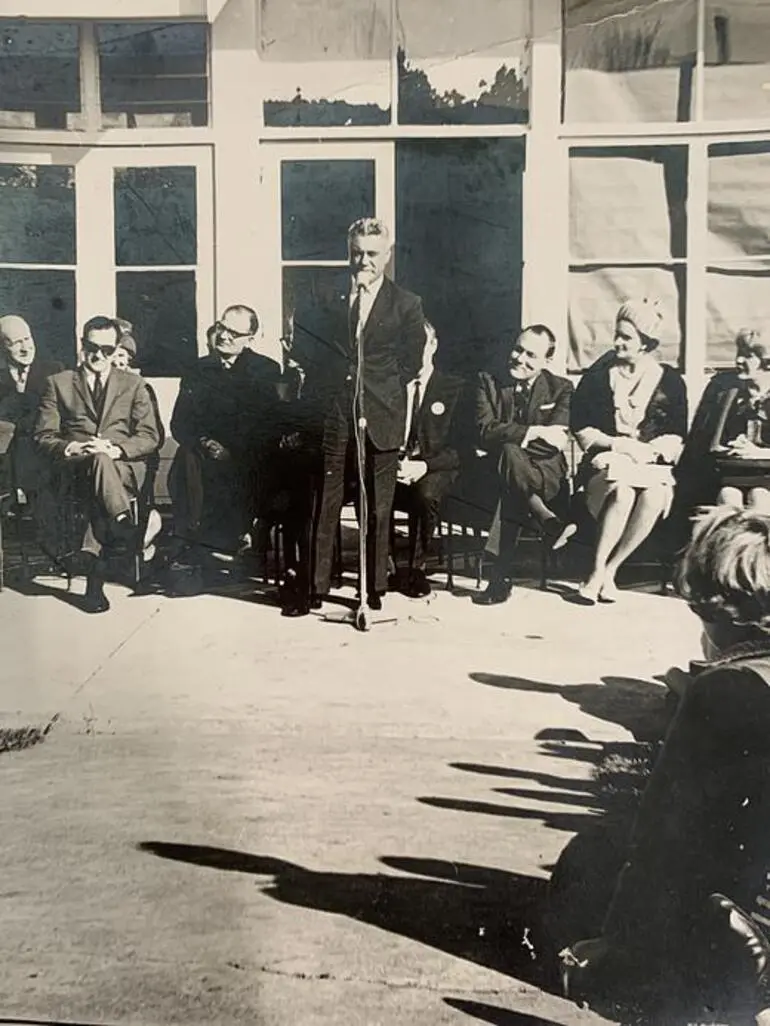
[{"x1": 0, "y1": 0, "x2": 769, "y2": 422}]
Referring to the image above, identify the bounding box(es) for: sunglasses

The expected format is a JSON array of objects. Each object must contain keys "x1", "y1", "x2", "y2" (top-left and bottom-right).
[
  {"x1": 215, "y1": 322, "x2": 252, "y2": 341},
  {"x1": 82, "y1": 339, "x2": 117, "y2": 357}
]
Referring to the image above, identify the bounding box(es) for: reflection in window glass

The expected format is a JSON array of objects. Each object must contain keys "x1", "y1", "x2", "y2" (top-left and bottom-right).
[
  {"x1": 114, "y1": 167, "x2": 197, "y2": 267},
  {"x1": 0, "y1": 165, "x2": 75, "y2": 265},
  {"x1": 570, "y1": 147, "x2": 688, "y2": 261},
  {"x1": 98, "y1": 23, "x2": 208, "y2": 128},
  {"x1": 0, "y1": 269, "x2": 76, "y2": 366},
  {"x1": 708, "y1": 143, "x2": 770, "y2": 260},
  {"x1": 396, "y1": 138, "x2": 523, "y2": 377},
  {"x1": 0, "y1": 21, "x2": 80, "y2": 129},
  {"x1": 704, "y1": 1, "x2": 770, "y2": 120},
  {"x1": 397, "y1": 0, "x2": 529, "y2": 125},
  {"x1": 117, "y1": 271, "x2": 197, "y2": 377},
  {"x1": 707, "y1": 264, "x2": 770, "y2": 365},
  {"x1": 284, "y1": 266, "x2": 351, "y2": 345},
  {"x1": 569, "y1": 265, "x2": 685, "y2": 371},
  {"x1": 260, "y1": 0, "x2": 390, "y2": 127},
  {"x1": 563, "y1": 0, "x2": 697, "y2": 123},
  {"x1": 281, "y1": 161, "x2": 375, "y2": 262}
]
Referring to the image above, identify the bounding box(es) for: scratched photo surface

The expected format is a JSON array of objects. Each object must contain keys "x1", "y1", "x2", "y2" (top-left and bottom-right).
[{"x1": 1, "y1": 3, "x2": 770, "y2": 1025}]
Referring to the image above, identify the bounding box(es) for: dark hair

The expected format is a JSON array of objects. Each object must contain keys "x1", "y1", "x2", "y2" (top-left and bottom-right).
[
  {"x1": 81, "y1": 315, "x2": 120, "y2": 343},
  {"x1": 519, "y1": 323, "x2": 557, "y2": 360},
  {"x1": 222, "y1": 304, "x2": 259, "y2": 336}
]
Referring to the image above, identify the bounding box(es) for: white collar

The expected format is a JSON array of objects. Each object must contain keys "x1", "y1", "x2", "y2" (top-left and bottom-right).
[{"x1": 350, "y1": 275, "x2": 385, "y2": 301}]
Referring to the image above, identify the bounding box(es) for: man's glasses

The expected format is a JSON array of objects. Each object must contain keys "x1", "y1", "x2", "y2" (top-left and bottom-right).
[
  {"x1": 215, "y1": 322, "x2": 252, "y2": 342},
  {"x1": 82, "y1": 339, "x2": 117, "y2": 357}
]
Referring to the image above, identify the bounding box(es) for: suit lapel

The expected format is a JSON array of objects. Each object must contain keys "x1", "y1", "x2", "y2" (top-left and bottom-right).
[
  {"x1": 75, "y1": 366, "x2": 98, "y2": 421},
  {"x1": 99, "y1": 369, "x2": 122, "y2": 427},
  {"x1": 362, "y1": 277, "x2": 389, "y2": 340},
  {"x1": 526, "y1": 372, "x2": 549, "y2": 423}
]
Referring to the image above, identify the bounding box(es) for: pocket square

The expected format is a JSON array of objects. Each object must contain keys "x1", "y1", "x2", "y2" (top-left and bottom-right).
[{"x1": 540, "y1": 402, "x2": 556, "y2": 411}]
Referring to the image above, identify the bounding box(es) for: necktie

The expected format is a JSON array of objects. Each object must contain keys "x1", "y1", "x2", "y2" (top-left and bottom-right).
[
  {"x1": 91, "y1": 373, "x2": 104, "y2": 411},
  {"x1": 514, "y1": 381, "x2": 530, "y2": 423},
  {"x1": 406, "y1": 380, "x2": 421, "y2": 454}
]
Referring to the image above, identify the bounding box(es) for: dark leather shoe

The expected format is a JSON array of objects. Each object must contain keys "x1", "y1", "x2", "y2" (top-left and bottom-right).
[
  {"x1": 309, "y1": 593, "x2": 325, "y2": 611},
  {"x1": 83, "y1": 576, "x2": 110, "y2": 614},
  {"x1": 406, "y1": 568, "x2": 431, "y2": 598},
  {"x1": 475, "y1": 577, "x2": 513, "y2": 605},
  {"x1": 282, "y1": 598, "x2": 310, "y2": 617},
  {"x1": 367, "y1": 592, "x2": 383, "y2": 611}
]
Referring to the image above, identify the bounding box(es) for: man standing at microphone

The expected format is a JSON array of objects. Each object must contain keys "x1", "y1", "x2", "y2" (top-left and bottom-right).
[{"x1": 287, "y1": 217, "x2": 425, "y2": 616}]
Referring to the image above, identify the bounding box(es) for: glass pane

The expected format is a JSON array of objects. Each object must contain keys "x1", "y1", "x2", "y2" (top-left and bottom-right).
[
  {"x1": 707, "y1": 263, "x2": 770, "y2": 365},
  {"x1": 396, "y1": 138, "x2": 523, "y2": 377},
  {"x1": 569, "y1": 265, "x2": 685, "y2": 371},
  {"x1": 283, "y1": 265, "x2": 351, "y2": 343},
  {"x1": 0, "y1": 165, "x2": 75, "y2": 265},
  {"x1": 98, "y1": 23, "x2": 208, "y2": 128},
  {"x1": 704, "y1": 1, "x2": 770, "y2": 120},
  {"x1": 282, "y1": 161, "x2": 375, "y2": 262},
  {"x1": 0, "y1": 21, "x2": 80, "y2": 130},
  {"x1": 563, "y1": 0, "x2": 697, "y2": 123},
  {"x1": 114, "y1": 167, "x2": 197, "y2": 267},
  {"x1": 116, "y1": 271, "x2": 197, "y2": 377},
  {"x1": 570, "y1": 147, "x2": 688, "y2": 261},
  {"x1": 709, "y1": 142, "x2": 770, "y2": 260},
  {"x1": 260, "y1": 0, "x2": 391, "y2": 127},
  {"x1": 397, "y1": 0, "x2": 529, "y2": 125},
  {"x1": 0, "y1": 269, "x2": 76, "y2": 367}
]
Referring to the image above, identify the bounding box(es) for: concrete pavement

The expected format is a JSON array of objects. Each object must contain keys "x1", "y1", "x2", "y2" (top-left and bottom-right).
[{"x1": 0, "y1": 571, "x2": 702, "y2": 1025}]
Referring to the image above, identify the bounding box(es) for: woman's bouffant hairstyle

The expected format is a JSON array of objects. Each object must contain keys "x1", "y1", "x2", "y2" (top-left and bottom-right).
[
  {"x1": 735, "y1": 328, "x2": 770, "y2": 370},
  {"x1": 677, "y1": 505, "x2": 770, "y2": 635}
]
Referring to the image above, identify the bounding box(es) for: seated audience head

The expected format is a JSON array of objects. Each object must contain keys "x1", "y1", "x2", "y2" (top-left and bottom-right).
[
  {"x1": 113, "y1": 318, "x2": 138, "y2": 372},
  {"x1": 81, "y1": 315, "x2": 120, "y2": 377},
  {"x1": 0, "y1": 314, "x2": 36, "y2": 368},
  {"x1": 734, "y1": 328, "x2": 770, "y2": 385},
  {"x1": 678, "y1": 505, "x2": 770, "y2": 655},
  {"x1": 614, "y1": 298, "x2": 664, "y2": 365},
  {"x1": 420, "y1": 320, "x2": 439, "y2": 376},
  {"x1": 508, "y1": 324, "x2": 556, "y2": 382},
  {"x1": 212, "y1": 305, "x2": 258, "y2": 362},
  {"x1": 347, "y1": 217, "x2": 391, "y2": 290}
]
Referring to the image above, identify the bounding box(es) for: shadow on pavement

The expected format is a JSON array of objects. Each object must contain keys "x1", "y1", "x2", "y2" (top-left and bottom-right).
[
  {"x1": 443, "y1": 999, "x2": 562, "y2": 1025},
  {"x1": 137, "y1": 843, "x2": 550, "y2": 982}
]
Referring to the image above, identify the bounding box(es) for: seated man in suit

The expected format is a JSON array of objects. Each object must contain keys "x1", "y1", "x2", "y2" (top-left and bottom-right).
[
  {"x1": 474, "y1": 324, "x2": 573, "y2": 605},
  {"x1": 392, "y1": 321, "x2": 465, "y2": 598},
  {"x1": 0, "y1": 314, "x2": 62, "y2": 501},
  {"x1": 168, "y1": 304, "x2": 282, "y2": 560},
  {"x1": 34, "y1": 315, "x2": 161, "y2": 613}
]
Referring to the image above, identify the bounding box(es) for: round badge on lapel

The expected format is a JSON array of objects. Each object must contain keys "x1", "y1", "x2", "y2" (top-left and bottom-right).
[{"x1": 430, "y1": 401, "x2": 445, "y2": 415}]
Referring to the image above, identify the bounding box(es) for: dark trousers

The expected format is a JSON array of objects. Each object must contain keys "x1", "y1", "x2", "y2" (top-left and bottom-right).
[
  {"x1": 55, "y1": 452, "x2": 143, "y2": 558},
  {"x1": 394, "y1": 469, "x2": 457, "y2": 569},
  {"x1": 168, "y1": 446, "x2": 254, "y2": 552},
  {"x1": 313, "y1": 423, "x2": 398, "y2": 596},
  {"x1": 485, "y1": 443, "x2": 562, "y2": 573}
]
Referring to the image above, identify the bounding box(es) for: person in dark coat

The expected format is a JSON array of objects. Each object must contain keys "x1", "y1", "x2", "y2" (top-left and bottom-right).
[
  {"x1": 168, "y1": 304, "x2": 282, "y2": 556},
  {"x1": 561, "y1": 505, "x2": 770, "y2": 1026},
  {"x1": 0, "y1": 314, "x2": 62, "y2": 496},
  {"x1": 391, "y1": 321, "x2": 466, "y2": 598},
  {"x1": 473, "y1": 324, "x2": 573, "y2": 605},
  {"x1": 677, "y1": 328, "x2": 770, "y2": 518},
  {"x1": 567, "y1": 298, "x2": 688, "y2": 604},
  {"x1": 291, "y1": 217, "x2": 425, "y2": 612}
]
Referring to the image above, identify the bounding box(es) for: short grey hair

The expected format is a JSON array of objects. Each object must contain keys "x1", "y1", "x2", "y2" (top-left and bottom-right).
[{"x1": 347, "y1": 217, "x2": 390, "y2": 241}]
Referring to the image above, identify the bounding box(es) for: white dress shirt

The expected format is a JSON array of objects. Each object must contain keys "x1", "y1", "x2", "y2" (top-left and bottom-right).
[
  {"x1": 9, "y1": 364, "x2": 29, "y2": 393},
  {"x1": 349, "y1": 274, "x2": 385, "y2": 336}
]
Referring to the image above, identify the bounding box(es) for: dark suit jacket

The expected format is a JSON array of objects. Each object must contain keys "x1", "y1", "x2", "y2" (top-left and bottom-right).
[
  {"x1": 0, "y1": 358, "x2": 63, "y2": 452},
  {"x1": 408, "y1": 370, "x2": 465, "y2": 474},
  {"x1": 34, "y1": 367, "x2": 160, "y2": 462},
  {"x1": 293, "y1": 276, "x2": 425, "y2": 452},
  {"x1": 476, "y1": 367, "x2": 573, "y2": 450},
  {"x1": 170, "y1": 349, "x2": 283, "y2": 457}
]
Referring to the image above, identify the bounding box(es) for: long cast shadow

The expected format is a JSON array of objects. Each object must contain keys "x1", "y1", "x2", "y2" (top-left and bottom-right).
[
  {"x1": 443, "y1": 999, "x2": 562, "y2": 1025},
  {"x1": 138, "y1": 843, "x2": 551, "y2": 982}
]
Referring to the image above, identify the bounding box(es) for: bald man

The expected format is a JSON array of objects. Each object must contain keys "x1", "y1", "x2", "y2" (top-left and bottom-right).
[{"x1": 0, "y1": 315, "x2": 62, "y2": 496}]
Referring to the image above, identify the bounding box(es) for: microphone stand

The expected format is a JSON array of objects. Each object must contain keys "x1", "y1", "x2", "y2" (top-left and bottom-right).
[{"x1": 323, "y1": 281, "x2": 396, "y2": 632}]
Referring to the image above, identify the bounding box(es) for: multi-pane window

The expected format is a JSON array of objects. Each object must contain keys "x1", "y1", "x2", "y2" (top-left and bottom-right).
[
  {"x1": 0, "y1": 164, "x2": 76, "y2": 365},
  {"x1": 568, "y1": 146, "x2": 688, "y2": 370},
  {"x1": 0, "y1": 22, "x2": 81, "y2": 129}
]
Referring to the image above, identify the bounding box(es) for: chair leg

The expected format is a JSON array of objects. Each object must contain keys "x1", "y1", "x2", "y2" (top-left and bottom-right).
[
  {"x1": 540, "y1": 534, "x2": 550, "y2": 591},
  {"x1": 445, "y1": 521, "x2": 455, "y2": 591}
]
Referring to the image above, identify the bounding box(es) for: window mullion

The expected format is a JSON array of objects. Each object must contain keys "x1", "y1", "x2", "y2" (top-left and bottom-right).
[
  {"x1": 694, "y1": 0, "x2": 706, "y2": 123},
  {"x1": 79, "y1": 22, "x2": 101, "y2": 133}
]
